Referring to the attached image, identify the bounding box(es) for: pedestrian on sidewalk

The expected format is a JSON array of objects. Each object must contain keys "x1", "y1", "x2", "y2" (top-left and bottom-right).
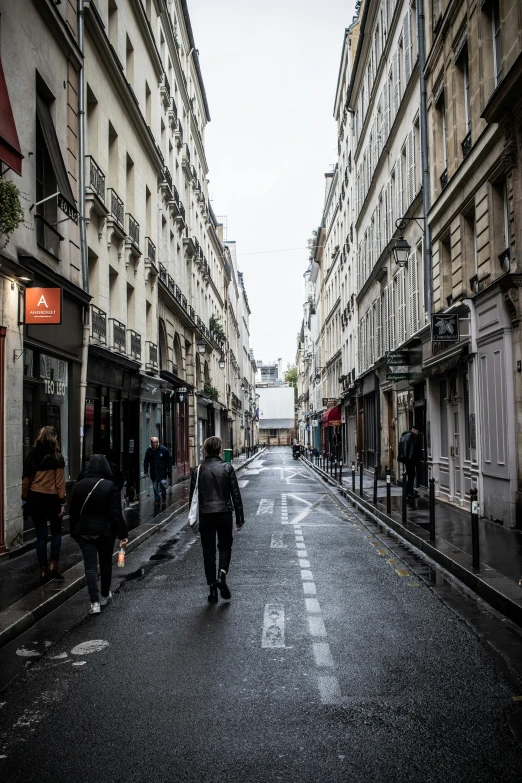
[
  {"x1": 69, "y1": 454, "x2": 128, "y2": 615},
  {"x1": 22, "y1": 426, "x2": 67, "y2": 583},
  {"x1": 398, "y1": 426, "x2": 421, "y2": 499},
  {"x1": 189, "y1": 436, "x2": 245, "y2": 603},
  {"x1": 144, "y1": 437, "x2": 172, "y2": 507}
]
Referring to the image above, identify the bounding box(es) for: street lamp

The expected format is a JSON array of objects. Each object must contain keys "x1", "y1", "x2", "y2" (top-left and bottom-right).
[
  {"x1": 241, "y1": 382, "x2": 245, "y2": 392},
  {"x1": 218, "y1": 355, "x2": 225, "y2": 370},
  {"x1": 197, "y1": 337, "x2": 206, "y2": 355},
  {"x1": 392, "y1": 235, "x2": 410, "y2": 268}
]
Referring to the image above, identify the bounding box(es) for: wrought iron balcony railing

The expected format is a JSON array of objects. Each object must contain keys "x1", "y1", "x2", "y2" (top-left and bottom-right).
[
  {"x1": 126, "y1": 213, "x2": 139, "y2": 247},
  {"x1": 163, "y1": 166, "x2": 173, "y2": 191},
  {"x1": 109, "y1": 318, "x2": 126, "y2": 353},
  {"x1": 159, "y1": 263, "x2": 167, "y2": 284},
  {"x1": 161, "y1": 72, "x2": 170, "y2": 103},
  {"x1": 127, "y1": 329, "x2": 141, "y2": 361},
  {"x1": 461, "y1": 131, "x2": 472, "y2": 159},
  {"x1": 86, "y1": 156, "x2": 105, "y2": 201},
  {"x1": 167, "y1": 274, "x2": 175, "y2": 295},
  {"x1": 146, "y1": 341, "x2": 158, "y2": 368},
  {"x1": 145, "y1": 237, "x2": 156, "y2": 266},
  {"x1": 107, "y1": 188, "x2": 124, "y2": 227},
  {"x1": 90, "y1": 305, "x2": 107, "y2": 344},
  {"x1": 440, "y1": 168, "x2": 448, "y2": 190}
]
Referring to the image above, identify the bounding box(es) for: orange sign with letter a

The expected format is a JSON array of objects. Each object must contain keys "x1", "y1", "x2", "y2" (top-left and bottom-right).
[{"x1": 24, "y1": 288, "x2": 62, "y2": 325}]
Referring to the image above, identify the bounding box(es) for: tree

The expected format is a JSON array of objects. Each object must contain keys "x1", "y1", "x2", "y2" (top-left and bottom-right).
[{"x1": 285, "y1": 364, "x2": 298, "y2": 403}]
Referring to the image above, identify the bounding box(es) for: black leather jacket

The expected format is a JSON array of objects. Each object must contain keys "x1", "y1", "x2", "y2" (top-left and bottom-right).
[{"x1": 189, "y1": 456, "x2": 244, "y2": 523}]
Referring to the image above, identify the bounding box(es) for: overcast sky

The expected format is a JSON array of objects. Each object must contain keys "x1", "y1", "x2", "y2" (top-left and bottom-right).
[{"x1": 190, "y1": 0, "x2": 357, "y2": 370}]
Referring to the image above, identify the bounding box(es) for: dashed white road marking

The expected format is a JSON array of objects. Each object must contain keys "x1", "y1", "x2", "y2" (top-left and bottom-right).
[
  {"x1": 312, "y1": 642, "x2": 335, "y2": 667},
  {"x1": 297, "y1": 550, "x2": 308, "y2": 559},
  {"x1": 261, "y1": 604, "x2": 285, "y2": 649},
  {"x1": 305, "y1": 598, "x2": 321, "y2": 613},
  {"x1": 270, "y1": 533, "x2": 286, "y2": 549},
  {"x1": 308, "y1": 616, "x2": 327, "y2": 637},
  {"x1": 72, "y1": 661, "x2": 87, "y2": 667},
  {"x1": 300, "y1": 570, "x2": 314, "y2": 581},
  {"x1": 318, "y1": 675, "x2": 342, "y2": 705},
  {"x1": 303, "y1": 582, "x2": 317, "y2": 596},
  {"x1": 298, "y1": 559, "x2": 311, "y2": 568},
  {"x1": 238, "y1": 480, "x2": 249, "y2": 488},
  {"x1": 296, "y1": 542, "x2": 306, "y2": 550},
  {"x1": 257, "y1": 499, "x2": 274, "y2": 515},
  {"x1": 295, "y1": 535, "x2": 304, "y2": 542}
]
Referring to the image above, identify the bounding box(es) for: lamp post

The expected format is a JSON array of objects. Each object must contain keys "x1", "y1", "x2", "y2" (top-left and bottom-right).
[
  {"x1": 218, "y1": 355, "x2": 225, "y2": 370},
  {"x1": 197, "y1": 337, "x2": 206, "y2": 355},
  {"x1": 392, "y1": 235, "x2": 411, "y2": 268}
]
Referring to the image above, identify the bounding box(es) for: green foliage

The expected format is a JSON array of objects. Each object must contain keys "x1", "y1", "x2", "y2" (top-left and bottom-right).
[
  {"x1": 203, "y1": 382, "x2": 219, "y2": 402},
  {"x1": 0, "y1": 178, "x2": 25, "y2": 248},
  {"x1": 285, "y1": 364, "x2": 298, "y2": 404},
  {"x1": 209, "y1": 313, "x2": 226, "y2": 344}
]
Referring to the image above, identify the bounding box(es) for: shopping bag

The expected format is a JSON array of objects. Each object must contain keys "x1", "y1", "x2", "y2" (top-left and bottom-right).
[{"x1": 188, "y1": 465, "x2": 201, "y2": 534}]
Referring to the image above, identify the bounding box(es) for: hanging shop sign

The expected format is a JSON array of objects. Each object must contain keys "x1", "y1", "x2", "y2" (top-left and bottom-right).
[
  {"x1": 386, "y1": 350, "x2": 410, "y2": 366},
  {"x1": 431, "y1": 313, "x2": 459, "y2": 343},
  {"x1": 386, "y1": 372, "x2": 409, "y2": 381},
  {"x1": 24, "y1": 287, "x2": 62, "y2": 325},
  {"x1": 322, "y1": 398, "x2": 337, "y2": 407}
]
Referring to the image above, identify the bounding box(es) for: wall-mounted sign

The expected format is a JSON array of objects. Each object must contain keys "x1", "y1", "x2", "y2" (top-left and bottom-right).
[
  {"x1": 24, "y1": 287, "x2": 62, "y2": 325},
  {"x1": 431, "y1": 313, "x2": 459, "y2": 343},
  {"x1": 322, "y1": 398, "x2": 337, "y2": 407},
  {"x1": 386, "y1": 372, "x2": 409, "y2": 381},
  {"x1": 386, "y1": 351, "x2": 410, "y2": 366}
]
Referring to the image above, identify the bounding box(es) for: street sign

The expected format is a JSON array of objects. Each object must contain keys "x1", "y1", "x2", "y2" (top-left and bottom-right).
[
  {"x1": 322, "y1": 398, "x2": 337, "y2": 407},
  {"x1": 386, "y1": 372, "x2": 409, "y2": 381},
  {"x1": 431, "y1": 313, "x2": 459, "y2": 343},
  {"x1": 386, "y1": 350, "x2": 409, "y2": 366},
  {"x1": 24, "y1": 287, "x2": 62, "y2": 325}
]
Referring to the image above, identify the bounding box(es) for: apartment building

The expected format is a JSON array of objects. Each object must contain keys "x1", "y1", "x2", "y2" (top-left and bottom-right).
[
  {"x1": 0, "y1": 0, "x2": 87, "y2": 550},
  {"x1": 424, "y1": 0, "x2": 522, "y2": 525}
]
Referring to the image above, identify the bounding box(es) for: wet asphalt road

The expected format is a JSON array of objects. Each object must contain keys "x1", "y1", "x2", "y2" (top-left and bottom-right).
[{"x1": 1, "y1": 447, "x2": 522, "y2": 782}]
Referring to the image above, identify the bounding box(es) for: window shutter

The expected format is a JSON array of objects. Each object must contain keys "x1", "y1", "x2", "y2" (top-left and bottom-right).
[
  {"x1": 403, "y1": 9, "x2": 412, "y2": 83},
  {"x1": 376, "y1": 201, "x2": 381, "y2": 256},
  {"x1": 368, "y1": 308, "x2": 374, "y2": 366},
  {"x1": 382, "y1": 0, "x2": 388, "y2": 38},
  {"x1": 372, "y1": 119, "x2": 378, "y2": 173},
  {"x1": 383, "y1": 83, "x2": 390, "y2": 141},
  {"x1": 394, "y1": 160, "x2": 402, "y2": 223},
  {"x1": 374, "y1": 298, "x2": 382, "y2": 359},
  {"x1": 388, "y1": 280, "x2": 396, "y2": 350},
  {"x1": 406, "y1": 128, "x2": 415, "y2": 206},
  {"x1": 392, "y1": 53, "x2": 400, "y2": 119},
  {"x1": 387, "y1": 178, "x2": 393, "y2": 243},
  {"x1": 382, "y1": 286, "x2": 389, "y2": 354},
  {"x1": 408, "y1": 250, "x2": 419, "y2": 335}
]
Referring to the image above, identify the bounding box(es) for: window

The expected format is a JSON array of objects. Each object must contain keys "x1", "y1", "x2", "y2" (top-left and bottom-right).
[
  {"x1": 492, "y1": 0, "x2": 502, "y2": 86},
  {"x1": 463, "y1": 51, "x2": 471, "y2": 134}
]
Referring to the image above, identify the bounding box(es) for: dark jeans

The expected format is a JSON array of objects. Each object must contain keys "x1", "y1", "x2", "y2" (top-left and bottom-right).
[
  {"x1": 78, "y1": 536, "x2": 115, "y2": 603},
  {"x1": 199, "y1": 512, "x2": 233, "y2": 585},
  {"x1": 29, "y1": 493, "x2": 63, "y2": 568},
  {"x1": 405, "y1": 459, "x2": 417, "y2": 495}
]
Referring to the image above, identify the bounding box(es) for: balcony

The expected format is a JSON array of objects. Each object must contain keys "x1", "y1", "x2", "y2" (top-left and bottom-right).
[
  {"x1": 168, "y1": 97, "x2": 178, "y2": 129},
  {"x1": 461, "y1": 131, "x2": 472, "y2": 160},
  {"x1": 160, "y1": 72, "x2": 170, "y2": 106},
  {"x1": 106, "y1": 188, "x2": 125, "y2": 249},
  {"x1": 159, "y1": 263, "x2": 167, "y2": 284},
  {"x1": 183, "y1": 235, "x2": 197, "y2": 258},
  {"x1": 144, "y1": 237, "x2": 157, "y2": 281},
  {"x1": 85, "y1": 156, "x2": 108, "y2": 229},
  {"x1": 175, "y1": 118, "x2": 183, "y2": 149},
  {"x1": 160, "y1": 165, "x2": 173, "y2": 199},
  {"x1": 188, "y1": 305, "x2": 195, "y2": 321},
  {"x1": 125, "y1": 212, "x2": 140, "y2": 255},
  {"x1": 174, "y1": 284, "x2": 182, "y2": 303},
  {"x1": 169, "y1": 183, "x2": 182, "y2": 219},
  {"x1": 167, "y1": 274, "x2": 175, "y2": 295},
  {"x1": 146, "y1": 341, "x2": 158, "y2": 372},
  {"x1": 90, "y1": 305, "x2": 107, "y2": 345},
  {"x1": 440, "y1": 168, "x2": 448, "y2": 190},
  {"x1": 127, "y1": 329, "x2": 142, "y2": 362},
  {"x1": 182, "y1": 143, "x2": 191, "y2": 178},
  {"x1": 86, "y1": 155, "x2": 105, "y2": 203},
  {"x1": 109, "y1": 318, "x2": 126, "y2": 354}
]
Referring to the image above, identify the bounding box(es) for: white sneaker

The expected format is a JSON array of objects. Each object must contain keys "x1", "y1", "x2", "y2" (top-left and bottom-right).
[
  {"x1": 89, "y1": 602, "x2": 101, "y2": 615},
  {"x1": 99, "y1": 592, "x2": 112, "y2": 607}
]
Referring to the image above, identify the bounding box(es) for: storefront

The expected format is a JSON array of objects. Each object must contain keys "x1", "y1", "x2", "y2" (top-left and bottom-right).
[
  {"x1": 196, "y1": 394, "x2": 216, "y2": 462},
  {"x1": 356, "y1": 372, "x2": 380, "y2": 470},
  {"x1": 321, "y1": 405, "x2": 342, "y2": 458},
  {"x1": 159, "y1": 370, "x2": 191, "y2": 481}
]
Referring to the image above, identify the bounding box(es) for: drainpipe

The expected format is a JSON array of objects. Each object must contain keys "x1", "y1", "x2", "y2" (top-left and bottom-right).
[
  {"x1": 417, "y1": 0, "x2": 432, "y2": 319},
  {"x1": 78, "y1": 0, "x2": 90, "y2": 465}
]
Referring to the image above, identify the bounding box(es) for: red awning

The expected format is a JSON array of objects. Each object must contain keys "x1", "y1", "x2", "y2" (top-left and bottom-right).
[
  {"x1": 0, "y1": 59, "x2": 22, "y2": 176},
  {"x1": 322, "y1": 405, "x2": 341, "y2": 426}
]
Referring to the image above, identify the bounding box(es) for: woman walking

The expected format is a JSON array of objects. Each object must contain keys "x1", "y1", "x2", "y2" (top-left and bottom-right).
[
  {"x1": 69, "y1": 454, "x2": 128, "y2": 615},
  {"x1": 22, "y1": 426, "x2": 67, "y2": 582},
  {"x1": 189, "y1": 436, "x2": 245, "y2": 603}
]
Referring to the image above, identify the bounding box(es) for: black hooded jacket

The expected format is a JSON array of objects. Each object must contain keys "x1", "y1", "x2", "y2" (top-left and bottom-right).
[
  {"x1": 189, "y1": 456, "x2": 244, "y2": 523},
  {"x1": 69, "y1": 455, "x2": 128, "y2": 540}
]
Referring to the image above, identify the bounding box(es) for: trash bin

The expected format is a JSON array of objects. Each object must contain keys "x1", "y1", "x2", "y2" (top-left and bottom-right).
[{"x1": 223, "y1": 449, "x2": 232, "y2": 463}]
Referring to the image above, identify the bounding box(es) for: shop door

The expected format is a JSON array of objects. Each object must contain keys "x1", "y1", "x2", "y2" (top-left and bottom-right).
[
  {"x1": 364, "y1": 393, "x2": 377, "y2": 469},
  {"x1": 357, "y1": 404, "x2": 364, "y2": 466},
  {"x1": 452, "y1": 409, "x2": 461, "y2": 498}
]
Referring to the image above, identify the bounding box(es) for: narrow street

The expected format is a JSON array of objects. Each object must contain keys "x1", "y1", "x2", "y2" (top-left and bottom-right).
[{"x1": 1, "y1": 448, "x2": 521, "y2": 782}]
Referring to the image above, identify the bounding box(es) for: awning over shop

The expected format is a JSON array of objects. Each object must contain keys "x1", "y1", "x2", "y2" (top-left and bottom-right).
[
  {"x1": 36, "y1": 93, "x2": 78, "y2": 222},
  {"x1": 0, "y1": 59, "x2": 23, "y2": 175},
  {"x1": 322, "y1": 405, "x2": 341, "y2": 426}
]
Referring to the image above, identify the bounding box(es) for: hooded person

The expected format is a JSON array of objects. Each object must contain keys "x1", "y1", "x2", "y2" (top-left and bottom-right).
[{"x1": 69, "y1": 454, "x2": 128, "y2": 615}]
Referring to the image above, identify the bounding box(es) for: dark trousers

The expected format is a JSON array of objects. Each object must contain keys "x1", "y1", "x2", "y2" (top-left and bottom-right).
[
  {"x1": 78, "y1": 536, "x2": 115, "y2": 602},
  {"x1": 199, "y1": 512, "x2": 233, "y2": 585},
  {"x1": 405, "y1": 460, "x2": 417, "y2": 495},
  {"x1": 29, "y1": 493, "x2": 63, "y2": 568}
]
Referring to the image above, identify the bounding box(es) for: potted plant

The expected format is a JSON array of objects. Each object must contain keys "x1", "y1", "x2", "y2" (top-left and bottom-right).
[{"x1": 0, "y1": 177, "x2": 25, "y2": 248}]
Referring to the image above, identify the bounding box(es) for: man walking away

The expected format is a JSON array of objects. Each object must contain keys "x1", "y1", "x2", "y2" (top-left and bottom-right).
[
  {"x1": 398, "y1": 426, "x2": 421, "y2": 499},
  {"x1": 144, "y1": 437, "x2": 172, "y2": 506},
  {"x1": 189, "y1": 436, "x2": 245, "y2": 603}
]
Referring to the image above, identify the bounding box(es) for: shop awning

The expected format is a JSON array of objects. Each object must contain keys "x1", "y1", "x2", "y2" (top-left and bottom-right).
[
  {"x1": 0, "y1": 59, "x2": 23, "y2": 175},
  {"x1": 36, "y1": 93, "x2": 78, "y2": 223},
  {"x1": 322, "y1": 405, "x2": 341, "y2": 426}
]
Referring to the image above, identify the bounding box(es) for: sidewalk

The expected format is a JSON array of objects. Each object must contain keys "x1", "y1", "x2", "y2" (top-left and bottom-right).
[
  {"x1": 0, "y1": 449, "x2": 262, "y2": 648},
  {"x1": 302, "y1": 455, "x2": 522, "y2": 627}
]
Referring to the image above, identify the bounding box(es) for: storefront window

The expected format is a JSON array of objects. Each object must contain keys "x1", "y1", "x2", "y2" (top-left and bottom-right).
[{"x1": 39, "y1": 354, "x2": 69, "y2": 477}]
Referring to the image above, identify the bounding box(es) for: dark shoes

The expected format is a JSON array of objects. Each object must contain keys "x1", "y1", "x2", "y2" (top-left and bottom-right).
[
  {"x1": 208, "y1": 585, "x2": 218, "y2": 603},
  {"x1": 49, "y1": 560, "x2": 65, "y2": 580},
  {"x1": 40, "y1": 567, "x2": 49, "y2": 584},
  {"x1": 216, "y1": 569, "x2": 231, "y2": 600}
]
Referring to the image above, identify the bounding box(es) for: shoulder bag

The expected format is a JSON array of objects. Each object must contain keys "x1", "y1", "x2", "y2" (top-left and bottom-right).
[
  {"x1": 80, "y1": 479, "x2": 104, "y2": 515},
  {"x1": 188, "y1": 466, "x2": 201, "y2": 534}
]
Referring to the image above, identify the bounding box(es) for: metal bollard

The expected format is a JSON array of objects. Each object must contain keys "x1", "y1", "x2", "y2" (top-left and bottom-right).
[
  {"x1": 429, "y1": 477, "x2": 436, "y2": 541},
  {"x1": 339, "y1": 460, "x2": 343, "y2": 487},
  {"x1": 470, "y1": 487, "x2": 480, "y2": 569},
  {"x1": 373, "y1": 467, "x2": 378, "y2": 505},
  {"x1": 334, "y1": 459, "x2": 338, "y2": 482},
  {"x1": 359, "y1": 461, "x2": 364, "y2": 496},
  {"x1": 352, "y1": 462, "x2": 355, "y2": 492},
  {"x1": 386, "y1": 467, "x2": 391, "y2": 514},
  {"x1": 402, "y1": 472, "x2": 407, "y2": 524}
]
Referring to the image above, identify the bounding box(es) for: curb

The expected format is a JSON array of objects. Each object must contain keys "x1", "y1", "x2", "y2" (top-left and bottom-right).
[
  {"x1": 301, "y1": 456, "x2": 522, "y2": 630},
  {"x1": 0, "y1": 448, "x2": 264, "y2": 650}
]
